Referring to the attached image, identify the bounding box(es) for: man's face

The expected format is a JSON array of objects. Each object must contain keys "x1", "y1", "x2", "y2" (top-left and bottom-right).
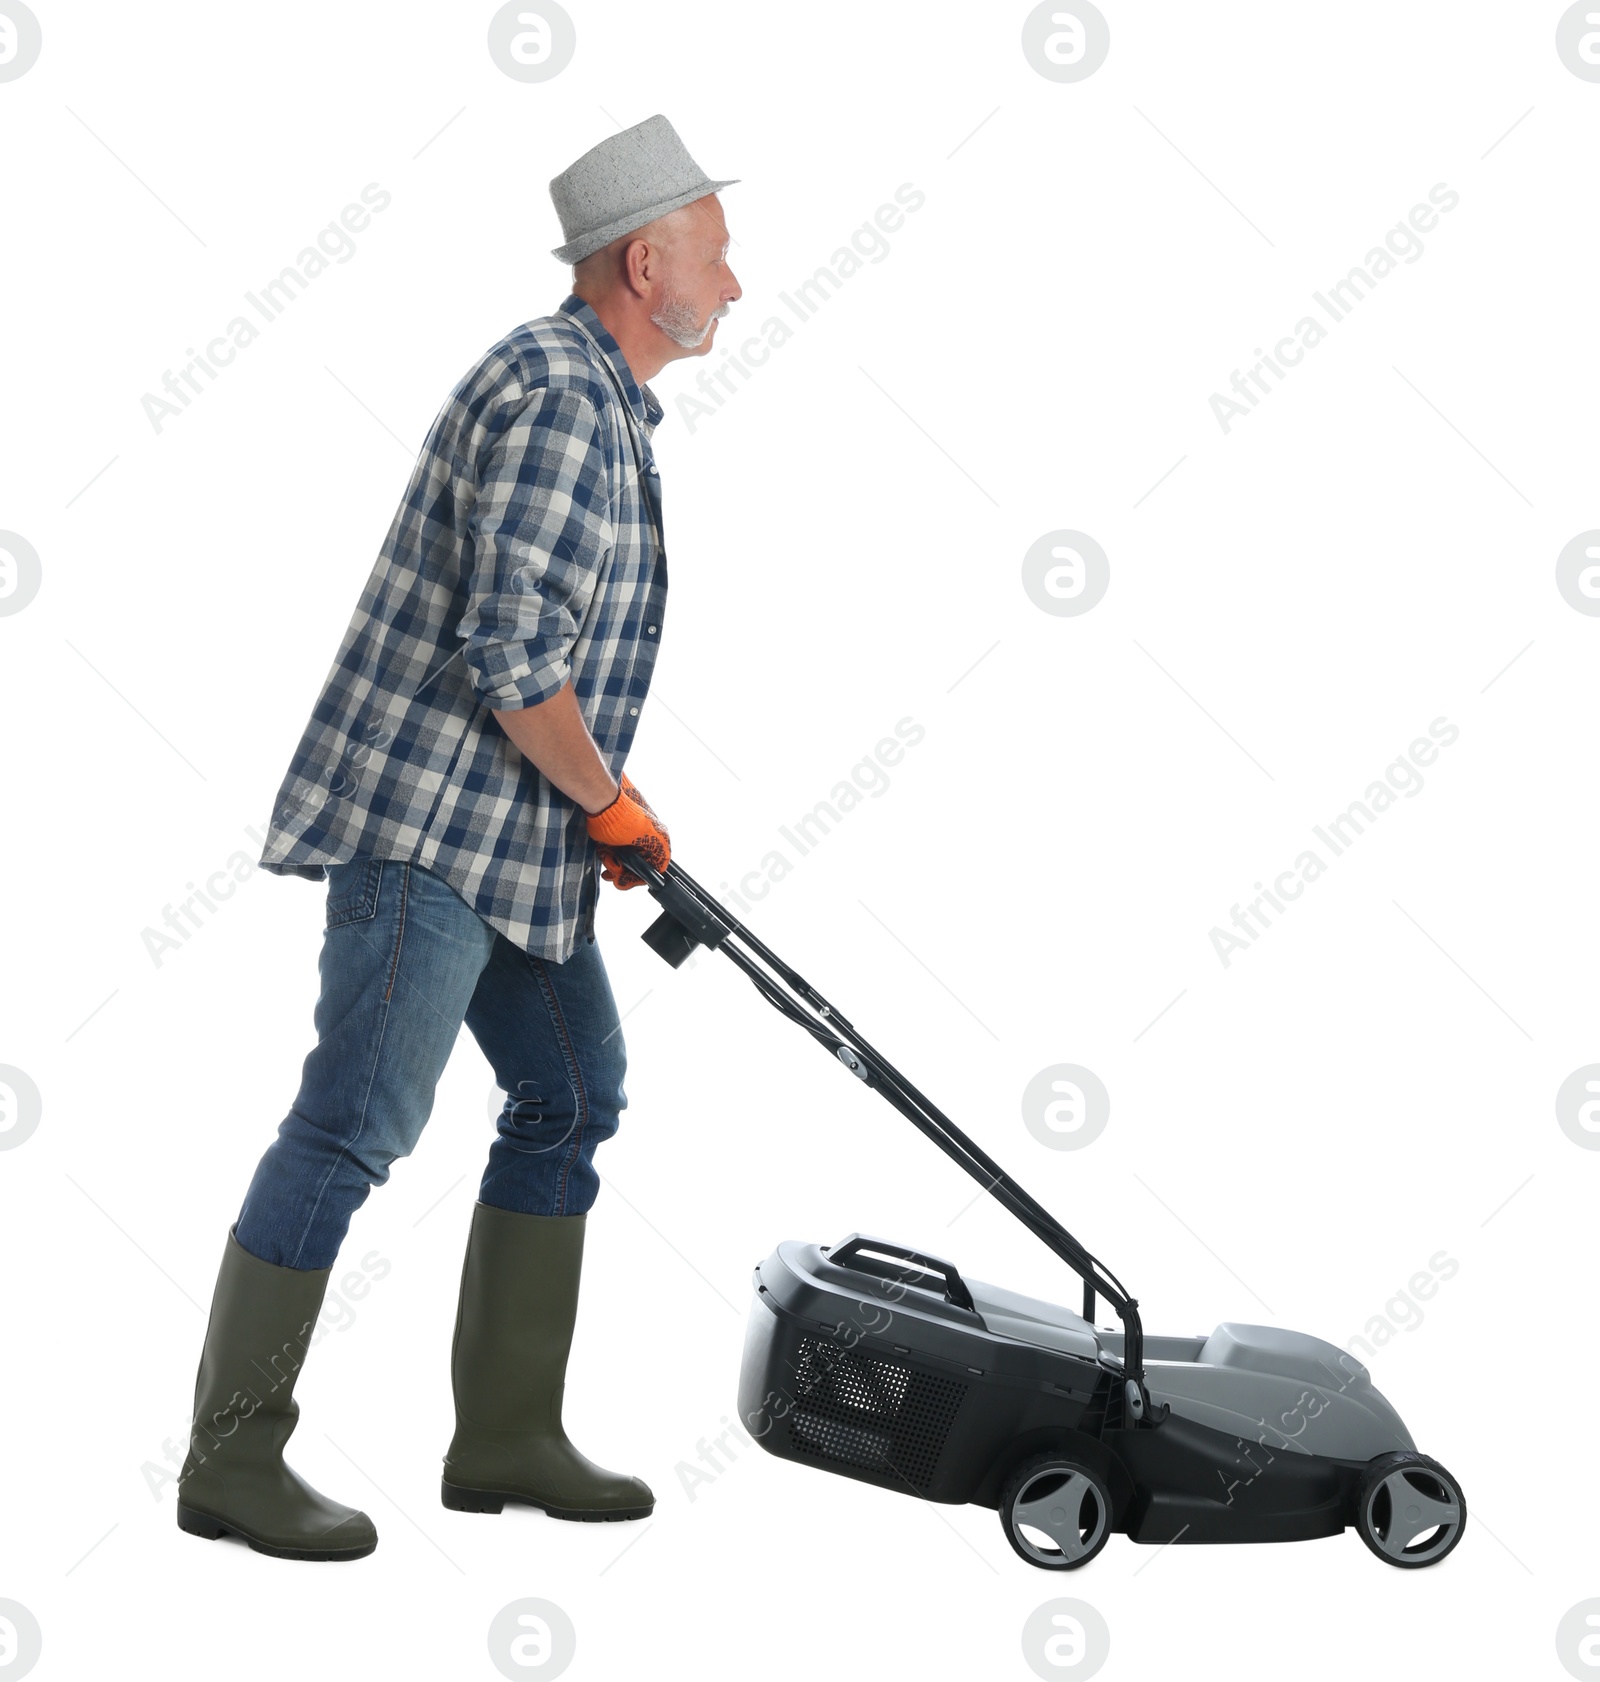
[{"x1": 648, "y1": 196, "x2": 741, "y2": 355}]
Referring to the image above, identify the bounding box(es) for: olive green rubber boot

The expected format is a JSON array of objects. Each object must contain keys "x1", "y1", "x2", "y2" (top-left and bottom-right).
[
  {"x1": 176, "y1": 1227, "x2": 377, "y2": 1561},
  {"x1": 441, "y1": 1204, "x2": 653, "y2": 1521}
]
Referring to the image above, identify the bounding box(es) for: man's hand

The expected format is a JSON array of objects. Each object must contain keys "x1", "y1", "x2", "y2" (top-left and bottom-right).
[{"x1": 585, "y1": 774, "x2": 670, "y2": 889}]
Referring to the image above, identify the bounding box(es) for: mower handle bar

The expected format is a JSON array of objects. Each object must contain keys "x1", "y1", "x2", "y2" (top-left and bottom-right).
[{"x1": 619, "y1": 848, "x2": 1153, "y2": 1409}]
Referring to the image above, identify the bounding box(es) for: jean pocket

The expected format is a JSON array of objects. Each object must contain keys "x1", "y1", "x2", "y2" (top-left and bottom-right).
[{"x1": 325, "y1": 857, "x2": 384, "y2": 928}]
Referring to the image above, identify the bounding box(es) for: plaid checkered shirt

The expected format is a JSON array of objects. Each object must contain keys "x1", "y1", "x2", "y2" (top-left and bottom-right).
[{"x1": 259, "y1": 293, "x2": 667, "y2": 960}]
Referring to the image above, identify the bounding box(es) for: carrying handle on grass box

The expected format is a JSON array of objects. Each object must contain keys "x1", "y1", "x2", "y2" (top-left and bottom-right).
[{"x1": 825, "y1": 1233, "x2": 977, "y2": 1312}]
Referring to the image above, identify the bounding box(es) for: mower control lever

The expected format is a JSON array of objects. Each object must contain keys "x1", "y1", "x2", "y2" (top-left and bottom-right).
[
  {"x1": 836, "y1": 1045, "x2": 870, "y2": 1082},
  {"x1": 622, "y1": 848, "x2": 732, "y2": 967}
]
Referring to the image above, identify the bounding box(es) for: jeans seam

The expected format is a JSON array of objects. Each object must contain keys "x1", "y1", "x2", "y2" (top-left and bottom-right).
[
  {"x1": 529, "y1": 954, "x2": 588, "y2": 1214},
  {"x1": 383, "y1": 863, "x2": 410, "y2": 1003},
  {"x1": 286, "y1": 868, "x2": 407, "y2": 1268}
]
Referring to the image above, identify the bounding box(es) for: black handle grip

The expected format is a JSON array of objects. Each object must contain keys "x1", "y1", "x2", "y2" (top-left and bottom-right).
[
  {"x1": 617, "y1": 845, "x2": 668, "y2": 887},
  {"x1": 825, "y1": 1232, "x2": 976, "y2": 1311}
]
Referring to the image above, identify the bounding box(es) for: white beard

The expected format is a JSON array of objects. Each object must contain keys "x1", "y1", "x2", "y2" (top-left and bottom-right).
[{"x1": 650, "y1": 285, "x2": 728, "y2": 348}]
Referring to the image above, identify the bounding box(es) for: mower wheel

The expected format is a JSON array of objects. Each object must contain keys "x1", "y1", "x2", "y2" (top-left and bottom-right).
[
  {"x1": 999, "y1": 1452, "x2": 1113, "y2": 1570},
  {"x1": 1354, "y1": 1451, "x2": 1466, "y2": 1568}
]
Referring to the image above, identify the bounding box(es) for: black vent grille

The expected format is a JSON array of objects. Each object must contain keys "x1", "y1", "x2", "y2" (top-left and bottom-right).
[{"x1": 786, "y1": 1335, "x2": 965, "y2": 1490}]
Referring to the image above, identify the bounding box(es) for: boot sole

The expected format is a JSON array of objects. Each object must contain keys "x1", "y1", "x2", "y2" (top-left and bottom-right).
[
  {"x1": 176, "y1": 1503, "x2": 377, "y2": 1561},
  {"x1": 441, "y1": 1478, "x2": 652, "y2": 1522}
]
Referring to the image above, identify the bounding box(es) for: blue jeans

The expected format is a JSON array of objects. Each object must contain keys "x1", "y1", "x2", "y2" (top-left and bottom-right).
[{"x1": 234, "y1": 856, "x2": 624, "y2": 1271}]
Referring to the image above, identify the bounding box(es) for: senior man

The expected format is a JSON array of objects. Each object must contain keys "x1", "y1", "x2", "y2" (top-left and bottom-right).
[{"x1": 175, "y1": 114, "x2": 740, "y2": 1561}]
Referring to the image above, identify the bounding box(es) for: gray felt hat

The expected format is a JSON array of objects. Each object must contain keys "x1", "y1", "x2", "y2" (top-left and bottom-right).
[{"x1": 549, "y1": 113, "x2": 738, "y2": 265}]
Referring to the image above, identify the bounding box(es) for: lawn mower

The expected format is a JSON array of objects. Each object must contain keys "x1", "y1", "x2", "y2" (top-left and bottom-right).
[{"x1": 623, "y1": 851, "x2": 1465, "y2": 1571}]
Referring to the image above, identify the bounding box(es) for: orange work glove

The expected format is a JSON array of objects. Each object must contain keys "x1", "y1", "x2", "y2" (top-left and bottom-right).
[{"x1": 585, "y1": 773, "x2": 670, "y2": 889}]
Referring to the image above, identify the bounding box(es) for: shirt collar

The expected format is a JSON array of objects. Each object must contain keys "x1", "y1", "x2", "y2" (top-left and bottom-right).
[{"x1": 558, "y1": 292, "x2": 663, "y2": 436}]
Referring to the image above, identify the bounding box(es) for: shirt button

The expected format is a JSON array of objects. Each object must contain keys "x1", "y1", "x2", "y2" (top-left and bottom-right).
[
  {"x1": 628, "y1": 706, "x2": 639, "y2": 716},
  {"x1": 646, "y1": 624, "x2": 657, "y2": 634}
]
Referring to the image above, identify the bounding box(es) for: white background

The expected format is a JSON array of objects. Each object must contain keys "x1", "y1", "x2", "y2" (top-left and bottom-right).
[{"x1": 1, "y1": 2, "x2": 1596, "y2": 1679}]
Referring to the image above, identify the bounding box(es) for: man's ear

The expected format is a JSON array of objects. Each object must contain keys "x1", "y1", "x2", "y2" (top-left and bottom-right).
[{"x1": 625, "y1": 236, "x2": 656, "y2": 295}]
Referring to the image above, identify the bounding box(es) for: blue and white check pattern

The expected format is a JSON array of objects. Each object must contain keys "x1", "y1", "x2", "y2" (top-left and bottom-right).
[{"x1": 259, "y1": 294, "x2": 667, "y2": 960}]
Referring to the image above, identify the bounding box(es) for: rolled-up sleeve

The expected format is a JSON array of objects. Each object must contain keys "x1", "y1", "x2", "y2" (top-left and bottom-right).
[{"x1": 461, "y1": 387, "x2": 615, "y2": 709}]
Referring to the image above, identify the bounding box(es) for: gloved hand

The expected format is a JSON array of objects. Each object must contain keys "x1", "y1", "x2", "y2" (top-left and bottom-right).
[{"x1": 585, "y1": 773, "x2": 670, "y2": 890}]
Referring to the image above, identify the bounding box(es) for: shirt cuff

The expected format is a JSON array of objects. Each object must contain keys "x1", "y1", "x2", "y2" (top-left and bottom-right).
[{"x1": 471, "y1": 646, "x2": 573, "y2": 710}]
